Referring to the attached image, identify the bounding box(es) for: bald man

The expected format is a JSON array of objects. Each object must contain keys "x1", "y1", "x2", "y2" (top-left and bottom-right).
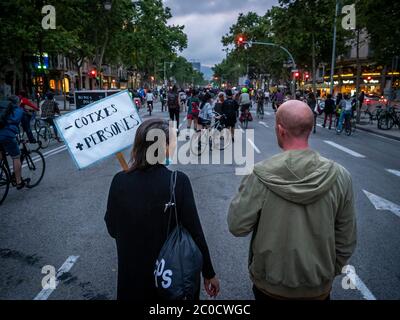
[{"x1": 228, "y1": 100, "x2": 357, "y2": 301}]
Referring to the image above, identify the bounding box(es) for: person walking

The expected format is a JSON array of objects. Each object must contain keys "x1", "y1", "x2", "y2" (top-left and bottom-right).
[
  {"x1": 322, "y1": 94, "x2": 335, "y2": 130},
  {"x1": 228, "y1": 100, "x2": 357, "y2": 301},
  {"x1": 307, "y1": 91, "x2": 317, "y2": 134},
  {"x1": 105, "y1": 119, "x2": 219, "y2": 300},
  {"x1": 167, "y1": 85, "x2": 180, "y2": 133}
]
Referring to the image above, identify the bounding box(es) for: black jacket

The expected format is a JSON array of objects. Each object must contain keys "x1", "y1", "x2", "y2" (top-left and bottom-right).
[{"x1": 105, "y1": 165, "x2": 215, "y2": 300}]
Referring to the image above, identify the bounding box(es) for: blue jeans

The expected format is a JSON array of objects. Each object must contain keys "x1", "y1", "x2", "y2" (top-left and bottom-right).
[
  {"x1": 21, "y1": 112, "x2": 35, "y2": 142},
  {"x1": 337, "y1": 110, "x2": 352, "y2": 131}
]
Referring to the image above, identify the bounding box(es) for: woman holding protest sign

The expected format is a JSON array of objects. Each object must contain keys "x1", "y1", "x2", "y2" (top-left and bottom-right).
[{"x1": 105, "y1": 118, "x2": 219, "y2": 300}]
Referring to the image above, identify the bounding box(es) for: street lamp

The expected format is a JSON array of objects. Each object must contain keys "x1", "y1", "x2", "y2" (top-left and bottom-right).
[
  {"x1": 242, "y1": 40, "x2": 297, "y2": 99},
  {"x1": 104, "y1": 0, "x2": 112, "y2": 11}
]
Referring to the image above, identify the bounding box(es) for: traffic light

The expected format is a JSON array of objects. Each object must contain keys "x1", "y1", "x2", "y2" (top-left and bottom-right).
[
  {"x1": 89, "y1": 69, "x2": 97, "y2": 78},
  {"x1": 305, "y1": 73, "x2": 310, "y2": 80},
  {"x1": 236, "y1": 35, "x2": 246, "y2": 46},
  {"x1": 294, "y1": 71, "x2": 300, "y2": 78}
]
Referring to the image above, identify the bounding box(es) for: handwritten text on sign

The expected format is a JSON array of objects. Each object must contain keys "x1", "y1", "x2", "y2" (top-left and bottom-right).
[{"x1": 55, "y1": 90, "x2": 141, "y2": 169}]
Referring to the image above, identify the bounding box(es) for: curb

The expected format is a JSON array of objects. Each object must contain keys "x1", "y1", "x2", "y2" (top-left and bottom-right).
[{"x1": 357, "y1": 125, "x2": 400, "y2": 142}]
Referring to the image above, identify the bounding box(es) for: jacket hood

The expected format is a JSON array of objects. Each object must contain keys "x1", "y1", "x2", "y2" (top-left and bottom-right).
[{"x1": 253, "y1": 149, "x2": 338, "y2": 205}]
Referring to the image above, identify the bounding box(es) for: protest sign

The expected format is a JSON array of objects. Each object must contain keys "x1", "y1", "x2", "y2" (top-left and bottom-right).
[{"x1": 55, "y1": 90, "x2": 141, "y2": 169}]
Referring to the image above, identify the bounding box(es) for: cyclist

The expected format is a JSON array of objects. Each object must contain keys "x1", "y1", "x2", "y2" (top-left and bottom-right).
[
  {"x1": 239, "y1": 87, "x2": 252, "y2": 123},
  {"x1": 337, "y1": 94, "x2": 353, "y2": 133},
  {"x1": 256, "y1": 89, "x2": 265, "y2": 117},
  {"x1": 221, "y1": 89, "x2": 239, "y2": 141},
  {"x1": 40, "y1": 92, "x2": 62, "y2": 142},
  {"x1": 19, "y1": 90, "x2": 39, "y2": 144},
  {"x1": 0, "y1": 96, "x2": 26, "y2": 189},
  {"x1": 198, "y1": 93, "x2": 213, "y2": 129},
  {"x1": 145, "y1": 89, "x2": 155, "y2": 114},
  {"x1": 185, "y1": 89, "x2": 201, "y2": 140}
]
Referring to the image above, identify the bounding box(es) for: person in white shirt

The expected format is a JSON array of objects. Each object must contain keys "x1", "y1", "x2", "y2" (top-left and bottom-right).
[
  {"x1": 198, "y1": 93, "x2": 214, "y2": 129},
  {"x1": 146, "y1": 90, "x2": 155, "y2": 113}
]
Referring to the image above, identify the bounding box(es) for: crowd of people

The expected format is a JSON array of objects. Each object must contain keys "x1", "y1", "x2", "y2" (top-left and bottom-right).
[{"x1": 131, "y1": 84, "x2": 364, "y2": 140}]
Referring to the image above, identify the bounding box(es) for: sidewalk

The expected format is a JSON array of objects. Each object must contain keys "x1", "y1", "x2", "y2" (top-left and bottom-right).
[
  {"x1": 356, "y1": 119, "x2": 400, "y2": 141},
  {"x1": 318, "y1": 114, "x2": 400, "y2": 141}
]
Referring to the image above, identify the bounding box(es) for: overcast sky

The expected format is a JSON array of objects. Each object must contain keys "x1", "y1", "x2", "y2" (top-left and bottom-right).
[{"x1": 164, "y1": 0, "x2": 279, "y2": 67}]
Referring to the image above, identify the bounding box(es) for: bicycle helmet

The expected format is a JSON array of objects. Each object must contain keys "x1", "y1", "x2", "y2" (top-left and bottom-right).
[{"x1": 241, "y1": 87, "x2": 248, "y2": 94}]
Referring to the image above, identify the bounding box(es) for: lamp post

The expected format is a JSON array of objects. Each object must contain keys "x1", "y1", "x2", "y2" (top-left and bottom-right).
[
  {"x1": 329, "y1": 0, "x2": 340, "y2": 96},
  {"x1": 243, "y1": 40, "x2": 297, "y2": 99},
  {"x1": 99, "y1": 0, "x2": 112, "y2": 90}
]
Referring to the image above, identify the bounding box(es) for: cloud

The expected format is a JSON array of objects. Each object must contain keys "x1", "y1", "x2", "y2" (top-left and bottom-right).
[{"x1": 164, "y1": 0, "x2": 278, "y2": 66}]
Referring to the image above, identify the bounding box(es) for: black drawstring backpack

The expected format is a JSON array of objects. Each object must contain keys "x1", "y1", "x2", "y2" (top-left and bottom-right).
[{"x1": 154, "y1": 171, "x2": 203, "y2": 300}]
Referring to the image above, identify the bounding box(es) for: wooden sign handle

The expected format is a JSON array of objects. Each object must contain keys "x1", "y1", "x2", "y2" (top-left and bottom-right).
[{"x1": 116, "y1": 152, "x2": 129, "y2": 172}]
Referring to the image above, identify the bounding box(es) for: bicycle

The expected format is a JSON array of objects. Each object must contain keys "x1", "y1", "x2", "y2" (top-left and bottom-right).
[
  {"x1": 35, "y1": 117, "x2": 59, "y2": 149},
  {"x1": 335, "y1": 110, "x2": 355, "y2": 136},
  {"x1": 147, "y1": 101, "x2": 153, "y2": 116},
  {"x1": 190, "y1": 112, "x2": 232, "y2": 156},
  {"x1": 0, "y1": 138, "x2": 46, "y2": 205},
  {"x1": 377, "y1": 105, "x2": 400, "y2": 130},
  {"x1": 256, "y1": 102, "x2": 264, "y2": 119},
  {"x1": 239, "y1": 106, "x2": 252, "y2": 129}
]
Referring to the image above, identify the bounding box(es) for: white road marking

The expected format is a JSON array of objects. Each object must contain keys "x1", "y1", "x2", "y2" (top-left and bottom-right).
[
  {"x1": 248, "y1": 139, "x2": 261, "y2": 154},
  {"x1": 237, "y1": 124, "x2": 244, "y2": 133},
  {"x1": 265, "y1": 112, "x2": 272, "y2": 116},
  {"x1": 33, "y1": 255, "x2": 79, "y2": 300},
  {"x1": 363, "y1": 190, "x2": 400, "y2": 218},
  {"x1": 343, "y1": 266, "x2": 376, "y2": 300},
  {"x1": 386, "y1": 169, "x2": 400, "y2": 177},
  {"x1": 259, "y1": 121, "x2": 269, "y2": 128},
  {"x1": 323, "y1": 140, "x2": 366, "y2": 158}
]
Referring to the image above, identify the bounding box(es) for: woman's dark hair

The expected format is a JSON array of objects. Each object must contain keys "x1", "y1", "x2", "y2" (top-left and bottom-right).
[
  {"x1": 129, "y1": 118, "x2": 170, "y2": 171},
  {"x1": 327, "y1": 94, "x2": 332, "y2": 99}
]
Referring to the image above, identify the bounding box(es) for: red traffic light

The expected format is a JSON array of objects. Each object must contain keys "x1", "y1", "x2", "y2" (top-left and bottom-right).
[
  {"x1": 305, "y1": 73, "x2": 310, "y2": 79},
  {"x1": 90, "y1": 69, "x2": 97, "y2": 77},
  {"x1": 294, "y1": 72, "x2": 300, "y2": 78},
  {"x1": 237, "y1": 35, "x2": 246, "y2": 46}
]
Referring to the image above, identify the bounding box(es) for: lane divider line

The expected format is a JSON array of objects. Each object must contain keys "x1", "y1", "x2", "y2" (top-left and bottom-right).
[
  {"x1": 248, "y1": 139, "x2": 261, "y2": 154},
  {"x1": 33, "y1": 255, "x2": 79, "y2": 300},
  {"x1": 386, "y1": 169, "x2": 400, "y2": 177},
  {"x1": 259, "y1": 121, "x2": 269, "y2": 128},
  {"x1": 323, "y1": 140, "x2": 366, "y2": 158}
]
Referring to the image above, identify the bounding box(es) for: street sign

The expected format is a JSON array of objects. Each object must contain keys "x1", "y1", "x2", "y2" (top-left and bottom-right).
[
  {"x1": 55, "y1": 90, "x2": 142, "y2": 169},
  {"x1": 74, "y1": 90, "x2": 120, "y2": 109}
]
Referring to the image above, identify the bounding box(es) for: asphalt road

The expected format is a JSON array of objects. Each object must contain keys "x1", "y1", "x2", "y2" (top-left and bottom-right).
[{"x1": 0, "y1": 102, "x2": 399, "y2": 300}]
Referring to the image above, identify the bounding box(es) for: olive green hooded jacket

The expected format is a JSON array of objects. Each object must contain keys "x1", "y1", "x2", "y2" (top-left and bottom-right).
[{"x1": 228, "y1": 149, "x2": 357, "y2": 298}]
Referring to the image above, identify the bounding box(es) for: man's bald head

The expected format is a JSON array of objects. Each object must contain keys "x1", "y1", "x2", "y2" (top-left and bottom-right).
[{"x1": 276, "y1": 100, "x2": 314, "y2": 140}]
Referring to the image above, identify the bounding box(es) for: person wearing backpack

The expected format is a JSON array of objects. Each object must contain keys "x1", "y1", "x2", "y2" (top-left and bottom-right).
[
  {"x1": 105, "y1": 118, "x2": 219, "y2": 300},
  {"x1": 167, "y1": 85, "x2": 180, "y2": 133},
  {"x1": 40, "y1": 92, "x2": 62, "y2": 142},
  {"x1": 0, "y1": 96, "x2": 27, "y2": 189},
  {"x1": 18, "y1": 90, "x2": 39, "y2": 144}
]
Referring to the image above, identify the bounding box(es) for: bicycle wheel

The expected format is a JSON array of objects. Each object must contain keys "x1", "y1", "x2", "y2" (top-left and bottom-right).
[
  {"x1": 37, "y1": 126, "x2": 51, "y2": 149},
  {"x1": 378, "y1": 114, "x2": 394, "y2": 130},
  {"x1": 0, "y1": 162, "x2": 10, "y2": 205},
  {"x1": 21, "y1": 150, "x2": 46, "y2": 188},
  {"x1": 190, "y1": 131, "x2": 208, "y2": 156},
  {"x1": 211, "y1": 128, "x2": 231, "y2": 151}
]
